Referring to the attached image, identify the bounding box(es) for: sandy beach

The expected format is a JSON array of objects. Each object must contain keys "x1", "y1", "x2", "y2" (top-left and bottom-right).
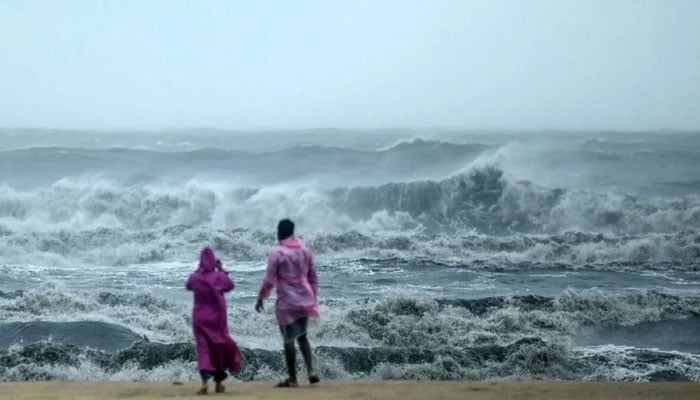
[{"x1": 0, "y1": 381, "x2": 698, "y2": 400}]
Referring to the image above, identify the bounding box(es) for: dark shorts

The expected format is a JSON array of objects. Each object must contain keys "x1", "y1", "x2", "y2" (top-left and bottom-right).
[
  {"x1": 279, "y1": 317, "x2": 308, "y2": 343},
  {"x1": 200, "y1": 370, "x2": 227, "y2": 382}
]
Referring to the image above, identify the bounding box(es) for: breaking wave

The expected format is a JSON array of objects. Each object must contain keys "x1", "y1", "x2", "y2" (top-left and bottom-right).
[
  {"x1": 2, "y1": 131, "x2": 700, "y2": 382},
  {"x1": 1, "y1": 288, "x2": 699, "y2": 381},
  {"x1": 0, "y1": 166, "x2": 698, "y2": 236}
]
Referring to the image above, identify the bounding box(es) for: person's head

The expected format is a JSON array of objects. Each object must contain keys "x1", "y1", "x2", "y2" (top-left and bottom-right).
[
  {"x1": 199, "y1": 247, "x2": 217, "y2": 272},
  {"x1": 277, "y1": 218, "x2": 294, "y2": 241}
]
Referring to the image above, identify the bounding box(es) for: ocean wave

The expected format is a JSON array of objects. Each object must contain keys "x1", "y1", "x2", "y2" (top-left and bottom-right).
[
  {"x1": 0, "y1": 223, "x2": 697, "y2": 270},
  {"x1": 0, "y1": 321, "x2": 143, "y2": 351},
  {"x1": 3, "y1": 287, "x2": 699, "y2": 350},
  {"x1": 2, "y1": 131, "x2": 699, "y2": 194},
  {"x1": 1, "y1": 164, "x2": 699, "y2": 239},
  {"x1": 1, "y1": 337, "x2": 698, "y2": 382},
  {"x1": 336, "y1": 291, "x2": 700, "y2": 350},
  {"x1": 0, "y1": 284, "x2": 190, "y2": 343},
  {"x1": 2, "y1": 287, "x2": 700, "y2": 381},
  {"x1": 0, "y1": 139, "x2": 489, "y2": 188}
]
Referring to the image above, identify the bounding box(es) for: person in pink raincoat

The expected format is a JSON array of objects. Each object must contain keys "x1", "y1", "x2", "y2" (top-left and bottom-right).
[
  {"x1": 186, "y1": 247, "x2": 242, "y2": 395},
  {"x1": 255, "y1": 219, "x2": 320, "y2": 387}
]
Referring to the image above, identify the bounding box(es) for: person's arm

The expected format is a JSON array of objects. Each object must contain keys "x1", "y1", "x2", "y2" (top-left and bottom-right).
[
  {"x1": 215, "y1": 259, "x2": 234, "y2": 292},
  {"x1": 306, "y1": 249, "x2": 319, "y2": 298},
  {"x1": 186, "y1": 273, "x2": 196, "y2": 291},
  {"x1": 217, "y1": 272, "x2": 235, "y2": 292},
  {"x1": 255, "y1": 251, "x2": 278, "y2": 312}
]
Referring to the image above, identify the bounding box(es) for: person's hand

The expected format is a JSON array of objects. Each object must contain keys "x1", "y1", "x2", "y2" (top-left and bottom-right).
[
  {"x1": 216, "y1": 259, "x2": 222, "y2": 271},
  {"x1": 255, "y1": 298, "x2": 264, "y2": 313}
]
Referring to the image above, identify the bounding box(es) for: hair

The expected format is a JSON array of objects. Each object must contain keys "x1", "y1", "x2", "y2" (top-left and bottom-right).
[{"x1": 277, "y1": 218, "x2": 295, "y2": 241}]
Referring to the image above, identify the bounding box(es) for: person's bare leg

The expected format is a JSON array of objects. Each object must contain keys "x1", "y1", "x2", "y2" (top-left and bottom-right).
[
  {"x1": 214, "y1": 371, "x2": 226, "y2": 393},
  {"x1": 283, "y1": 341, "x2": 298, "y2": 385},
  {"x1": 214, "y1": 379, "x2": 225, "y2": 393},
  {"x1": 198, "y1": 377, "x2": 208, "y2": 395},
  {"x1": 297, "y1": 334, "x2": 317, "y2": 382}
]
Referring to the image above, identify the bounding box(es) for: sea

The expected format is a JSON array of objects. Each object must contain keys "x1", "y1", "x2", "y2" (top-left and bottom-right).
[{"x1": 0, "y1": 128, "x2": 698, "y2": 382}]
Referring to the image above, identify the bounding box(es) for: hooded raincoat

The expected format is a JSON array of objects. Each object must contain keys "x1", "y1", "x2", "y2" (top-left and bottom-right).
[
  {"x1": 258, "y1": 237, "x2": 320, "y2": 325},
  {"x1": 186, "y1": 248, "x2": 242, "y2": 374}
]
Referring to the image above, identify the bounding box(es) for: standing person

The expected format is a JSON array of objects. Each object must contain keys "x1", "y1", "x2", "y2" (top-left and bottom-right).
[
  {"x1": 255, "y1": 219, "x2": 320, "y2": 387},
  {"x1": 186, "y1": 247, "x2": 242, "y2": 395}
]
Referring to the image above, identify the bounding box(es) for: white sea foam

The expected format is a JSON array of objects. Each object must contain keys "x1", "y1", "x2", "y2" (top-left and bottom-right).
[{"x1": 1, "y1": 131, "x2": 699, "y2": 381}]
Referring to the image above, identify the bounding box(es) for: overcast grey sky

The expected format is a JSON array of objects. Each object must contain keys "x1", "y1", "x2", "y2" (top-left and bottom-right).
[{"x1": 0, "y1": 0, "x2": 698, "y2": 131}]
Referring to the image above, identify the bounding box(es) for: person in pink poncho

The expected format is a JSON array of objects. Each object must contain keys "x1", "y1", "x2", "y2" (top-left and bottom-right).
[
  {"x1": 255, "y1": 219, "x2": 320, "y2": 387},
  {"x1": 186, "y1": 247, "x2": 242, "y2": 395}
]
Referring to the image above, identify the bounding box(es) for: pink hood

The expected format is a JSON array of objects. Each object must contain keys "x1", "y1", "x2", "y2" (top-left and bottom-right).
[{"x1": 200, "y1": 247, "x2": 217, "y2": 272}]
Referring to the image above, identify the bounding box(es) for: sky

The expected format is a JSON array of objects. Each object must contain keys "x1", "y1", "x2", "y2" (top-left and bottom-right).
[{"x1": 0, "y1": 0, "x2": 699, "y2": 131}]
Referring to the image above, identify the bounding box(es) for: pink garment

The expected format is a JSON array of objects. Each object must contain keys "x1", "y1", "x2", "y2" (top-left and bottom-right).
[
  {"x1": 258, "y1": 237, "x2": 320, "y2": 325},
  {"x1": 186, "y1": 248, "x2": 242, "y2": 373}
]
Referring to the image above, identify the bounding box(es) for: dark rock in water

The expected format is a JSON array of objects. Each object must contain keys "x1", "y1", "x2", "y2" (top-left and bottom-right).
[{"x1": 0, "y1": 321, "x2": 142, "y2": 352}]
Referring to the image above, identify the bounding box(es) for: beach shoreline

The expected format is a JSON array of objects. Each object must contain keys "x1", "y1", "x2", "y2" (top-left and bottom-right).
[{"x1": 0, "y1": 380, "x2": 698, "y2": 399}]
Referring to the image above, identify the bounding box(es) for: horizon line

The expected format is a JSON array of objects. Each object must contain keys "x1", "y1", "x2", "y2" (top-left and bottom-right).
[{"x1": 1, "y1": 126, "x2": 698, "y2": 134}]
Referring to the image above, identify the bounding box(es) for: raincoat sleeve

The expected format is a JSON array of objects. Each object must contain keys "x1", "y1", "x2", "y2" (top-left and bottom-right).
[
  {"x1": 257, "y1": 250, "x2": 278, "y2": 300},
  {"x1": 306, "y1": 249, "x2": 319, "y2": 298},
  {"x1": 216, "y1": 271, "x2": 235, "y2": 292},
  {"x1": 185, "y1": 273, "x2": 196, "y2": 291}
]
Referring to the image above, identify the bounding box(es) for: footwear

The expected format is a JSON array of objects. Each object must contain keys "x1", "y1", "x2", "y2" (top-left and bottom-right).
[
  {"x1": 309, "y1": 374, "x2": 320, "y2": 384},
  {"x1": 215, "y1": 383, "x2": 225, "y2": 393},
  {"x1": 196, "y1": 387, "x2": 208, "y2": 395},
  {"x1": 275, "y1": 378, "x2": 298, "y2": 388}
]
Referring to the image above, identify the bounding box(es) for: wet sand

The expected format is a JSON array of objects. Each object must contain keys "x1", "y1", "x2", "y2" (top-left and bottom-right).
[{"x1": 0, "y1": 380, "x2": 698, "y2": 399}]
